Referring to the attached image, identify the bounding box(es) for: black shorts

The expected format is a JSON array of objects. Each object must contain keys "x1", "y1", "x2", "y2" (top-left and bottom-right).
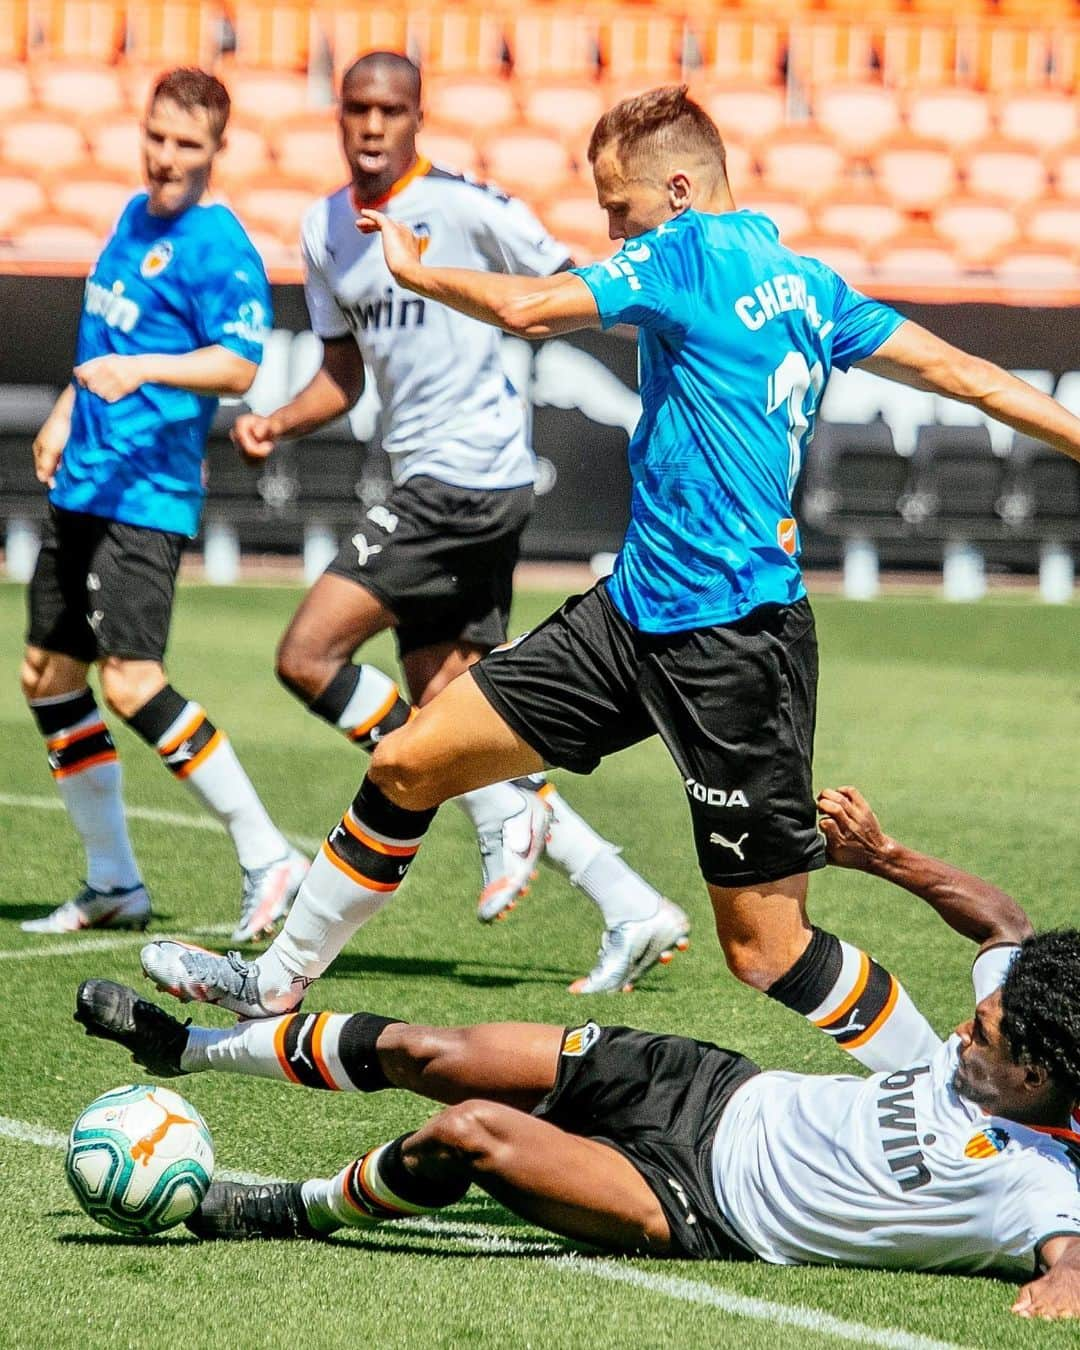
[
  {"x1": 472, "y1": 582, "x2": 826, "y2": 885},
  {"x1": 534, "y1": 1024, "x2": 759, "y2": 1261},
  {"x1": 27, "y1": 505, "x2": 184, "y2": 663},
  {"x1": 324, "y1": 476, "x2": 534, "y2": 658}
]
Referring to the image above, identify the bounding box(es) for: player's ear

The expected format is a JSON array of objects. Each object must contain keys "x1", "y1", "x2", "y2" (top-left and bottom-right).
[{"x1": 667, "y1": 171, "x2": 692, "y2": 213}]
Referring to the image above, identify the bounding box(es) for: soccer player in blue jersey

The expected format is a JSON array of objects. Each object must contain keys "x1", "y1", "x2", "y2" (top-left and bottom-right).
[
  {"x1": 21, "y1": 68, "x2": 307, "y2": 940},
  {"x1": 143, "y1": 87, "x2": 1080, "y2": 1066}
]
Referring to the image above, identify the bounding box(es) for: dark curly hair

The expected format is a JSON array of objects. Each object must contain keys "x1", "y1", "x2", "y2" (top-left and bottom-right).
[{"x1": 1000, "y1": 930, "x2": 1080, "y2": 1101}]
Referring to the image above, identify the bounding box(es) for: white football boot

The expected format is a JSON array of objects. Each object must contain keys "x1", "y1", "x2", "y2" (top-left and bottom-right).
[
  {"x1": 21, "y1": 882, "x2": 151, "y2": 934},
  {"x1": 475, "y1": 791, "x2": 551, "y2": 923},
  {"x1": 569, "y1": 899, "x2": 691, "y2": 994},
  {"x1": 140, "y1": 939, "x2": 307, "y2": 1018},
  {"x1": 232, "y1": 848, "x2": 310, "y2": 943}
]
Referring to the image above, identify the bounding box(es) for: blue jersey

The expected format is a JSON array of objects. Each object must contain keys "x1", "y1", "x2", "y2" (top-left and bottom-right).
[
  {"x1": 573, "y1": 210, "x2": 904, "y2": 632},
  {"x1": 51, "y1": 194, "x2": 271, "y2": 538}
]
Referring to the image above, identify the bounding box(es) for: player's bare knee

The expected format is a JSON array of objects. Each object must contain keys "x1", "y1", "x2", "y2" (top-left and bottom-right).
[
  {"x1": 428, "y1": 1100, "x2": 511, "y2": 1164},
  {"x1": 274, "y1": 636, "x2": 328, "y2": 703},
  {"x1": 380, "y1": 1023, "x2": 456, "y2": 1074},
  {"x1": 719, "y1": 935, "x2": 782, "y2": 992},
  {"x1": 368, "y1": 728, "x2": 445, "y2": 809},
  {"x1": 20, "y1": 650, "x2": 47, "y2": 701}
]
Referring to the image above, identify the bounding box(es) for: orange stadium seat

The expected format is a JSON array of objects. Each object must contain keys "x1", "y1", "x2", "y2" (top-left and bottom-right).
[
  {"x1": 417, "y1": 127, "x2": 482, "y2": 177},
  {"x1": 86, "y1": 111, "x2": 141, "y2": 176},
  {"x1": 0, "y1": 1, "x2": 29, "y2": 61},
  {"x1": 124, "y1": 0, "x2": 220, "y2": 67},
  {"x1": 990, "y1": 241, "x2": 1080, "y2": 289},
  {"x1": 872, "y1": 136, "x2": 957, "y2": 212},
  {"x1": 0, "y1": 112, "x2": 87, "y2": 175},
  {"x1": 1021, "y1": 197, "x2": 1080, "y2": 250},
  {"x1": 906, "y1": 87, "x2": 991, "y2": 150},
  {"x1": 481, "y1": 129, "x2": 575, "y2": 198},
  {"x1": 0, "y1": 173, "x2": 46, "y2": 232},
  {"x1": 315, "y1": 1, "x2": 409, "y2": 83},
  {"x1": 758, "y1": 127, "x2": 848, "y2": 202},
  {"x1": 694, "y1": 18, "x2": 784, "y2": 86},
  {"x1": 424, "y1": 76, "x2": 519, "y2": 137},
  {"x1": 0, "y1": 62, "x2": 31, "y2": 115},
  {"x1": 814, "y1": 189, "x2": 904, "y2": 247},
  {"x1": 208, "y1": 117, "x2": 274, "y2": 188},
  {"x1": 224, "y1": 66, "x2": 311, "y2": 124},
  {"x1": 932, "y1": 196, "x2": 1020, "y2": 265},
  {"x1": 877, "y1": 20, "x2": 956, "y2": 90},
  {"x1": 785, "y1": 21, "x2": 878, "y2": 88},
  {"x1": 813, "y1": 85, "x2": 902, "y2": 157},
  {"x1": 242, "y1": 225, "x2": 297, "y2": 271},
  {"x1": 995, "y1": 0, "x2": 1077, "y2": 16},
  {"x1": 271, "y1": 112, "x2": 344, "y2": 194},
  {"x1": 963, "y1": 139, "x2": 1048, "y2": 207},
  {"x1": 231, "y1": 177, "x2": 313, "y2": 244},
  {"x1": 32, "y1": 0, "x2": 126, "y2": 62},
  {"x1": 49, "y1": 168, "x2": 135, "y2": 233},
  {"x1": 504, "y1": 11, "x2": 599, "y2": 81},
  {"x1": 736, "y1": 189, "x2": 812, "y2": 241},
  {"x1": 996, "y1": 91, "x2": 1079, "y2": 152},
  {"x1": 699, "y1": 85, "x2": 786, "y2": 147},
  {"x1": 540, "y1": 193, "x2": 610, "y2": 260},
  {"x1": 229, "y1": 0, "x2": 311, "y2": 70},
  {"x1": 786, "y1": 232, "x2": 868, "y2": 279},
  {"x1": 518, "y1": 81, "x2": 607, "y2": 147},
  {"x1": 33, "y1": 62, "x2": 127, "y2": 119},
  {"x1": 1050, "y1": 140, "x2": 1080, "y2": 201},
  {"x1": 409, "y1": 9, "x2": 507, "y2": 78},
  {"x1": 9, "y1": 210, "x2": 101, "y2": 258},
  {"x1": 600, "y1": 11, "x2": 685, "y2": 83},
  {"x1": 871, "y1": 234, "x2": 964, "y2": 282}
]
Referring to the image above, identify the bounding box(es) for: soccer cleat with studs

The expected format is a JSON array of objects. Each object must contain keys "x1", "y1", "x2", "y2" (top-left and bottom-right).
[
  {"x1": 233, "y1": 848, "x2": 310, "y2": 943},
  {"x1": 140, "y1": 938, "x2": 308, "y2": 1018},
  {"x1": 569, "y1": 899, "x2": 691, "y2": 994},
  {"x1": 476, "y1": 791, "x2": 551, "y2": 923},
  {"x1": 186, "y1": 1181, "x2": 323, "y2": 1240},
  {"x1": 74, "y1": 978, "x2": 189, "y2": 1077},
  {"x1": 21, "y1": 882, "x2": 151, "y2": 934}
]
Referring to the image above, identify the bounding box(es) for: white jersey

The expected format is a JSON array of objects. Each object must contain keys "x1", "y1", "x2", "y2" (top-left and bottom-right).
[
  {"x1": 712, "y1": 946, "x2": 1080, "y2": 1272},
  {"x1": 300, "y1": 161, "x2": 571, "y2": 489}
]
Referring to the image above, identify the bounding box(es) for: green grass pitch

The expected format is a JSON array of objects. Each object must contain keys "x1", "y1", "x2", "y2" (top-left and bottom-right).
[{"x1": 0, "y1": 578, "x2": 1076, "y2": 1349}]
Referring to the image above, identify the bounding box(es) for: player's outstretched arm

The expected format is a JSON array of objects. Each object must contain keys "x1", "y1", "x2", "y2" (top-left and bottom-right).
[
  {"x1": 817, "y1": 786, "x2": 1033, "y2": 950},
  {"x1": 232, "y1": 337, "x2": 364, "y2": 464},
  {"x1": 1013, "y1": 1236, "x2": 1080, "y2": 1320},
  {"x1": 73, "y1": 345, "x2": 257, "y2": 404},
  {"x1": 358, "y1": 209, "x2": 599, "y2": 337},
  {"x1": 859, "y1": 321, "x2": 1080, "y2": 464},
  {"x1": 32, "y1": 383, "x2": 74, "y2": 486}
]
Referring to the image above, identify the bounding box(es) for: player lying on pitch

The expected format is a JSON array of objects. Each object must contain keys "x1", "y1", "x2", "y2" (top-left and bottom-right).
[{"x1": 76, "y1": 787, "x2": 1080, "y2": 1319}]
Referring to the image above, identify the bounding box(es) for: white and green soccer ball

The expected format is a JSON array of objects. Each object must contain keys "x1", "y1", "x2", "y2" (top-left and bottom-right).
[{"x1": 65, "y1": 1084, "x2": 214, "y2": 1236}]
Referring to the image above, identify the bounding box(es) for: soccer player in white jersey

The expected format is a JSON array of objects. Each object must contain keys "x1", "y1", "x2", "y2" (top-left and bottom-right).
[
  {"x1": 79, "y1": 786, "x2": 1080, "y2": 1319},
  {"x1": 229, "y1": 52, "x2": 687, "y2": 992}
]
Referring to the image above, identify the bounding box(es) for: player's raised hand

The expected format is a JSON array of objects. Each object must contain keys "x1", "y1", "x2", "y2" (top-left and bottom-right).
[
  {"x1": 73, "y1": 354, "x2": 148, "y2": 404},
  {"x1": 231, "y1": 412, "x2": 277, "y2": 464},
  {"x1": 817, "y1": 786, "x2": 891, "y2": 871},
  {"x1": 356, "y1": 209, "x2": 424, "y2": 281}
]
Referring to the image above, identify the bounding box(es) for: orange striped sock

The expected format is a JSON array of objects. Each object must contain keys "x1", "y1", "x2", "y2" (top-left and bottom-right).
[{"x1": 769, "y1": 928, "x2": 942, "y2": 1072}]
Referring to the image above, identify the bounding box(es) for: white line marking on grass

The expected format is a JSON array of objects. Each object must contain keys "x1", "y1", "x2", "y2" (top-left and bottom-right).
[
  {"x1": 0, "y1": 1113, "x2": 970, "y2": 1350},
  {"x1": 0, "y1": 793, "x2": 322, "y2": 855},
  {"x1": 0, "y1": 925, "x2": 234, "y2": 962}
]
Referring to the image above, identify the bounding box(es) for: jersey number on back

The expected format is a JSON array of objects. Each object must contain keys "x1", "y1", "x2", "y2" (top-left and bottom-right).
[{"x1": 767, "y1": 351, "x2": 825, "y2": 495}]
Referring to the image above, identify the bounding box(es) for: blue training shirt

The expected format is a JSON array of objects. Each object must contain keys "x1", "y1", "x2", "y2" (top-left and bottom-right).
[
  {"x1": 51, "y1": 193, "x2": 271, "y2": 538},
  {"x1": 573, "y1": 209, "x2": 904, "y2": 633}
]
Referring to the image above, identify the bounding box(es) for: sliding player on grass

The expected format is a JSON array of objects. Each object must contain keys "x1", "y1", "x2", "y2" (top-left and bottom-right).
[
  {"x1": 231, "y1": 52, "x2": 687, "y2": 993},
  {"x1": 142, "y1": 86, "x2": 1080, "y2": 1069},
  {"x1": 78, "y1": 787, "x2": 1080, "y2": 1320},
  {"x1": 20, "y1": 68, "x2": 307, "y2": 941}
]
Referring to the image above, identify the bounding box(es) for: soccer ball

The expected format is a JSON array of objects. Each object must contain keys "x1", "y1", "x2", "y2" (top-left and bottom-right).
[{"x1": 65, "y1": 1084, "x2": 214, "y2": 1236}]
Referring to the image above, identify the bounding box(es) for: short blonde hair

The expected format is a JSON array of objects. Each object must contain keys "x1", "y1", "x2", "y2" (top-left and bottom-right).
[{"x1": 588, "y1": 85, "x2": 727, "y2": 183}]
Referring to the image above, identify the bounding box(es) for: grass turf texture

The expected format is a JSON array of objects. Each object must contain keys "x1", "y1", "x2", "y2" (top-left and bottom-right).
[{"x1": 0, "y1": 577, "x2": 1076, "y2": 1349}]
